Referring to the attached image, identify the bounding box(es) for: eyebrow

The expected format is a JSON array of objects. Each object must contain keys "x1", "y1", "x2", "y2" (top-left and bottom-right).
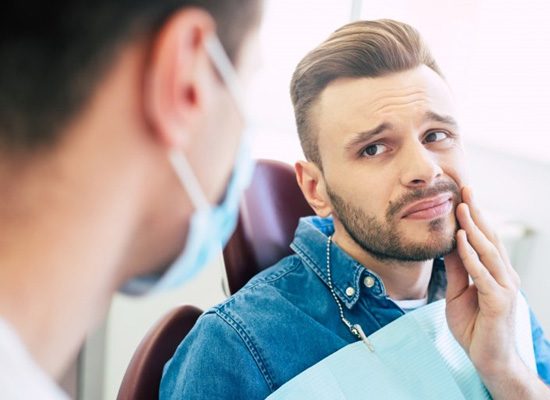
[
  {"x1": 423, "y1": 111, "x2": 459, "y2": 128},
  {"x1": 344, "y1": 122, "x2": 392, "y2": 152},
  {"x1": 344, "y1": 111, "x2": 459, "y2": 152}
]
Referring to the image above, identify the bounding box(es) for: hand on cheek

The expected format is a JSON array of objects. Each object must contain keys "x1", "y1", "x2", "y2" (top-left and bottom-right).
[{"x1": 445, "y1": 186, "x2": 524, "y2": 385}]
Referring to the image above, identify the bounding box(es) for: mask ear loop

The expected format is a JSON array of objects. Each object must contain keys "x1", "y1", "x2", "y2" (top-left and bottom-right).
[
  {"x1": 204, "y1": 34, "x2": 256, "y2": 170},
  {"x1": 169, "y1": 35, "x2": 249, "y2": 212},
  {"x1": 199, "y1": 35, "x2": 253, "y2": 298},
  {"x1": 168, "y1": 150, "x2": 209, "y2": 211},
  {"x1": 204, "y1": 35, "x2": 246, "y2": 117}
]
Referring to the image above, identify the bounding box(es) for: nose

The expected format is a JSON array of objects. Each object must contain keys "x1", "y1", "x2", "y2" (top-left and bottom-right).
[{"x1": 399, "y1": 143, "x2": 443, "y2": 188}]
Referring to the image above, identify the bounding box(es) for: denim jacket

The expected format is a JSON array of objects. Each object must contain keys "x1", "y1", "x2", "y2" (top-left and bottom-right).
[{"x1": 160, "y1": 216, "x2": 550, "y2": 399}]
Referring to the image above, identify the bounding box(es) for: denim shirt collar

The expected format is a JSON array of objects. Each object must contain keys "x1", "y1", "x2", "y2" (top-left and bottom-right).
[{"x1": 290, "y1": 216, "x2": 447, "y2": 309}]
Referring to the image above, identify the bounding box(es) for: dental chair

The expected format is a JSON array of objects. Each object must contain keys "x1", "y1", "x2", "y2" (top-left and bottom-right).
[
  {"x1": 116, "y1": 159, "x2": 313, "y2": 399},
  {"x1": 222, "y1": 159, "x2": 314, "y2": 293},
  {"x1": 116, "y1": 305, "x2": 203, "y2": 400}
]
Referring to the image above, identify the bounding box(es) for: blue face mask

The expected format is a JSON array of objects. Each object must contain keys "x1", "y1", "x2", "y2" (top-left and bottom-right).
[{"x1": 121, "y1": 34, "x2": 255, "y2": 295}]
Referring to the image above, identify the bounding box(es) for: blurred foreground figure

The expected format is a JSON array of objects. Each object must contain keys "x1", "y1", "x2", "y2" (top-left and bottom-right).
[{"x1": 0, "y1": 0, "x2": 263, "y2": 398}]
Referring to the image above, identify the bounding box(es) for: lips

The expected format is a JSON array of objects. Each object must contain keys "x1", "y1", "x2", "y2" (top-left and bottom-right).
[{"x1": 401, "y1": 193, "x2": 454, "y2": 220}]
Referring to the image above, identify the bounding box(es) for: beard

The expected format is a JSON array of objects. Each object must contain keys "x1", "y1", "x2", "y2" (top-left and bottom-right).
[{"x1": 326, "y1": 181, "x2": 460, "y2": 262}]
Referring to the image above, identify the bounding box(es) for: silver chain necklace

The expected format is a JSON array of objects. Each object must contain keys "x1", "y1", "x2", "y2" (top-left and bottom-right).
[{"x1": 326, "y1": 235, "x2": 375, "y2": 352}]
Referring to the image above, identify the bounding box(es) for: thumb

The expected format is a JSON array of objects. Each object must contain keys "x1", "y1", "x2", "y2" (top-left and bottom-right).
[{"x1": 444, "y1": 249, "x2": 469, "y2": 302}]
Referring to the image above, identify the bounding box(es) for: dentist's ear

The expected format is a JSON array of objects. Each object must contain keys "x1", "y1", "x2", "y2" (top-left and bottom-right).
[
  {"x1": 295, "y1": 161, "x2": 333, "y2": 218},
  {"x1": 143, "y1": 8, "x2": 216, "y2": 149}
]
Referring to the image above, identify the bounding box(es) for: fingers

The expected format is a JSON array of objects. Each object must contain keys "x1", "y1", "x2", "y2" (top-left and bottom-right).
[
  {"x1": 455, "y1": 229, "x2": 498, "y2": 296},
  {"x1": 461, "y1": 187, "x2": 497, "y2": 243},
  {"x1": 457, "y1": 187, "x2": 520, "y2": 291},
  {"x1": 462, "y1": 187, "x2": 512, "y2": 268},
  {"x1": 456, "y1": 203, "x2": 511, "y2": 286}
]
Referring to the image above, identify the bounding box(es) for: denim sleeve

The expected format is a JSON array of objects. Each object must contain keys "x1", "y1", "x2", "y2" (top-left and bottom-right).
[
  {"x1": 530, "y1": 308, "x2": 550, "y2": 385},
  {"x1": 159, "y1": 310, "x2": 271, "y2": 400}
]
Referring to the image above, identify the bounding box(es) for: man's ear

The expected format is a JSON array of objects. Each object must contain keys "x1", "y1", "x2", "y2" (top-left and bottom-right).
[
  {"x1": 295, "y1": 161, "x2": 332, "y2": 218},
  {"x1": 143, "y1": 8, "x2": 216, "y2": 148}
]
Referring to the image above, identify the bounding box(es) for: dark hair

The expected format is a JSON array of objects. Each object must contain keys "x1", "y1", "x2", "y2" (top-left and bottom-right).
[
  {"x1": 290, "y1": 19, "x2": 442, "y2": 166},
  {"x1": 0, "y1": 0, "x2": 261, "y2": 152}
]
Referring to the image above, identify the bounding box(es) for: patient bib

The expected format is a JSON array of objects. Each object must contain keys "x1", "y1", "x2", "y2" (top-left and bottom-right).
[{"x1": 268, "y1": 295, "x2": 535, "y2": 400}]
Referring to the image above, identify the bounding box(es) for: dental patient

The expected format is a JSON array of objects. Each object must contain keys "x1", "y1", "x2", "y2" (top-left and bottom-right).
[{"x1": 160, "y1": 19, "x2": 550, "y2": 399}]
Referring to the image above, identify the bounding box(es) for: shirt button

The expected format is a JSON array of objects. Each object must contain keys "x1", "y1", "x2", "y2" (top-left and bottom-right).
[
  {"x1": 363, "y1": 276, "x2": 375, "y2": 288},
  {"x1": 345, "y1": 287, "x2": 355, "y2": 297}
]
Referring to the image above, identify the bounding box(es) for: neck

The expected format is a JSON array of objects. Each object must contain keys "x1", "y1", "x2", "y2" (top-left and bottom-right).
[
  {"x1": 332, "y1": 224, "x2": 433, "y2": 300},
  {"x1": 0, "y1": 139, "x2": 144, "y2": 378},
  {"x1": 0, "y1": 41, "x2": 183, "y2": 380}
]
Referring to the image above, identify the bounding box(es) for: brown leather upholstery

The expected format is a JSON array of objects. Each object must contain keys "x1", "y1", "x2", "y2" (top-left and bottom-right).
[
  {"x1": 223, "y1": 159, "x2": 314, "y2": 294},
  {"x1": 116, "y1": 305, "x2": 203, "y2": 400}
]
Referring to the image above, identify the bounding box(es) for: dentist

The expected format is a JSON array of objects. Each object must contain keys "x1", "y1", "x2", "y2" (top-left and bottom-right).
[{"x1": 0, "y1": 0, "x2": 262, "y2": 398}]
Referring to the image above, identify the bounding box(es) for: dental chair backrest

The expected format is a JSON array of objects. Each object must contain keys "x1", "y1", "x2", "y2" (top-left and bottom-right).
[
  {"x1": 116, "y1": 305, "x2": 203, "y2": 400},
  {"x1": 223, "y1": 159, "x2": 314, "y2": 294}
]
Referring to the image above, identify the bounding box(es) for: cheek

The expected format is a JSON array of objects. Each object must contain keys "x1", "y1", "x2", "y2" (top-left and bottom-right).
[
  {"x1": 201, "y1": 103, "x2": 242, "y2": 202},
  {"x1": 350, "y1": 173, "x2": 394, "y2": 217},
  {"x1": 324, "y1": 156, "x2": 396, "y2": 218},
  {"x1": 440, "y1": 148, "x2": 467, "y2": 188}
]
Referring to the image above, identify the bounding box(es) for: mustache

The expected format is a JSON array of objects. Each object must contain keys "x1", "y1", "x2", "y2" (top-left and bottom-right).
[{"x1": 386, "y1": 181, "x2": 461, "y2": 219}]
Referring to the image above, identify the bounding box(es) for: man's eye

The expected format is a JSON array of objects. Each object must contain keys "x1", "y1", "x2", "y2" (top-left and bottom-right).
[
  {"x1": 360, "y1": 143, "x2": 388, "y2": 157},
  {"x1": 424, "y1": 131, "x2": 449, "y2": 143}
]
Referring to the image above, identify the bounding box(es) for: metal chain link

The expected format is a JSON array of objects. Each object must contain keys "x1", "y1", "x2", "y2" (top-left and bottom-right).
[{"x1": 326, "y1": 235, "x2": 375, "y2": 352}]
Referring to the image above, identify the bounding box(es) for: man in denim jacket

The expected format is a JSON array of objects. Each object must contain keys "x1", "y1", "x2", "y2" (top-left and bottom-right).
[{"x1": 161, "y1": 19, "x2": 550, "y2": 399}]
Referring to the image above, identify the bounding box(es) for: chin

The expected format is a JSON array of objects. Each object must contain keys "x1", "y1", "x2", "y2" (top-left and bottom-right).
[
  {"x1": 403, "y1": 215, "x2": 455, "y2": 236},
  {"x1": 401, "y1": 235, "x2": 456, "y2": 261},
  {"x1": 428, "y1": 234, "x2": 456, "y2": 257},
  {"x1": 402, "y1": 218, "x2": 457, "y2": 258}
]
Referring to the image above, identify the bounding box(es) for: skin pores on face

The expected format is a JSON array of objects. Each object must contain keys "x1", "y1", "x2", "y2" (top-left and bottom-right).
[{"x1": 314, "y1": 65, "x2": 466, "y2": 262}]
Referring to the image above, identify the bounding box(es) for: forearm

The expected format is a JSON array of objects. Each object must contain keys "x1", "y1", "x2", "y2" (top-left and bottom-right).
[{"x1": 482, "y1": 360, "x2": 550, "y2": 400}]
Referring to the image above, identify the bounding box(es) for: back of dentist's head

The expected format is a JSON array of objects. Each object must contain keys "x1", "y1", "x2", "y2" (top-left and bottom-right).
[
  {"x1": 0, "y1": 0, "x2": 261, "y2": 152},
  {"x1": 0, "y1": 0, "x2": 262, "y2": 296},
  {"x1": 0, "y1": 1, "x2": 262, "y2": 381}
]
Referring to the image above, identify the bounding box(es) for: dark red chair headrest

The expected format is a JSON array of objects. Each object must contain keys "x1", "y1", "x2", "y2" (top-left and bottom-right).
[
  {"x1": 116, "y1": 305, "x2": 203, "y2": 400},
  {"x1": 223, "y1": 159, "x2": 314, "y2": 294}
]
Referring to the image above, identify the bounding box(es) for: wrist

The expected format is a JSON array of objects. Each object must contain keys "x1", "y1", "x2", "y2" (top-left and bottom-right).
[
  {"x1": 472, "y1": 346, "x2": 522, "y2": 382},
  {"x1": 480, "y1": 358, "x2": 549, "y2": 400},
  {"x1": 477, "y1": 353, "x2": 524, "y2": 381}
]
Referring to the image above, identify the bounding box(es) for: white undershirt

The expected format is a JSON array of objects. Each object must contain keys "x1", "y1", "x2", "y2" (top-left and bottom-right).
[
  {"x1": 0, "y1": 317, "x2": 68, "y2": 400},
  {"x1": 392, "y1": 297, "x2": 428, "y2": 313}
]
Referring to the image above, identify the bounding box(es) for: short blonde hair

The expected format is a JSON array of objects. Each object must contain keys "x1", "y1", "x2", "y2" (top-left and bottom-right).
[{"x1": 290, "y1": 19, "x2": 442, "y2": 166}]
